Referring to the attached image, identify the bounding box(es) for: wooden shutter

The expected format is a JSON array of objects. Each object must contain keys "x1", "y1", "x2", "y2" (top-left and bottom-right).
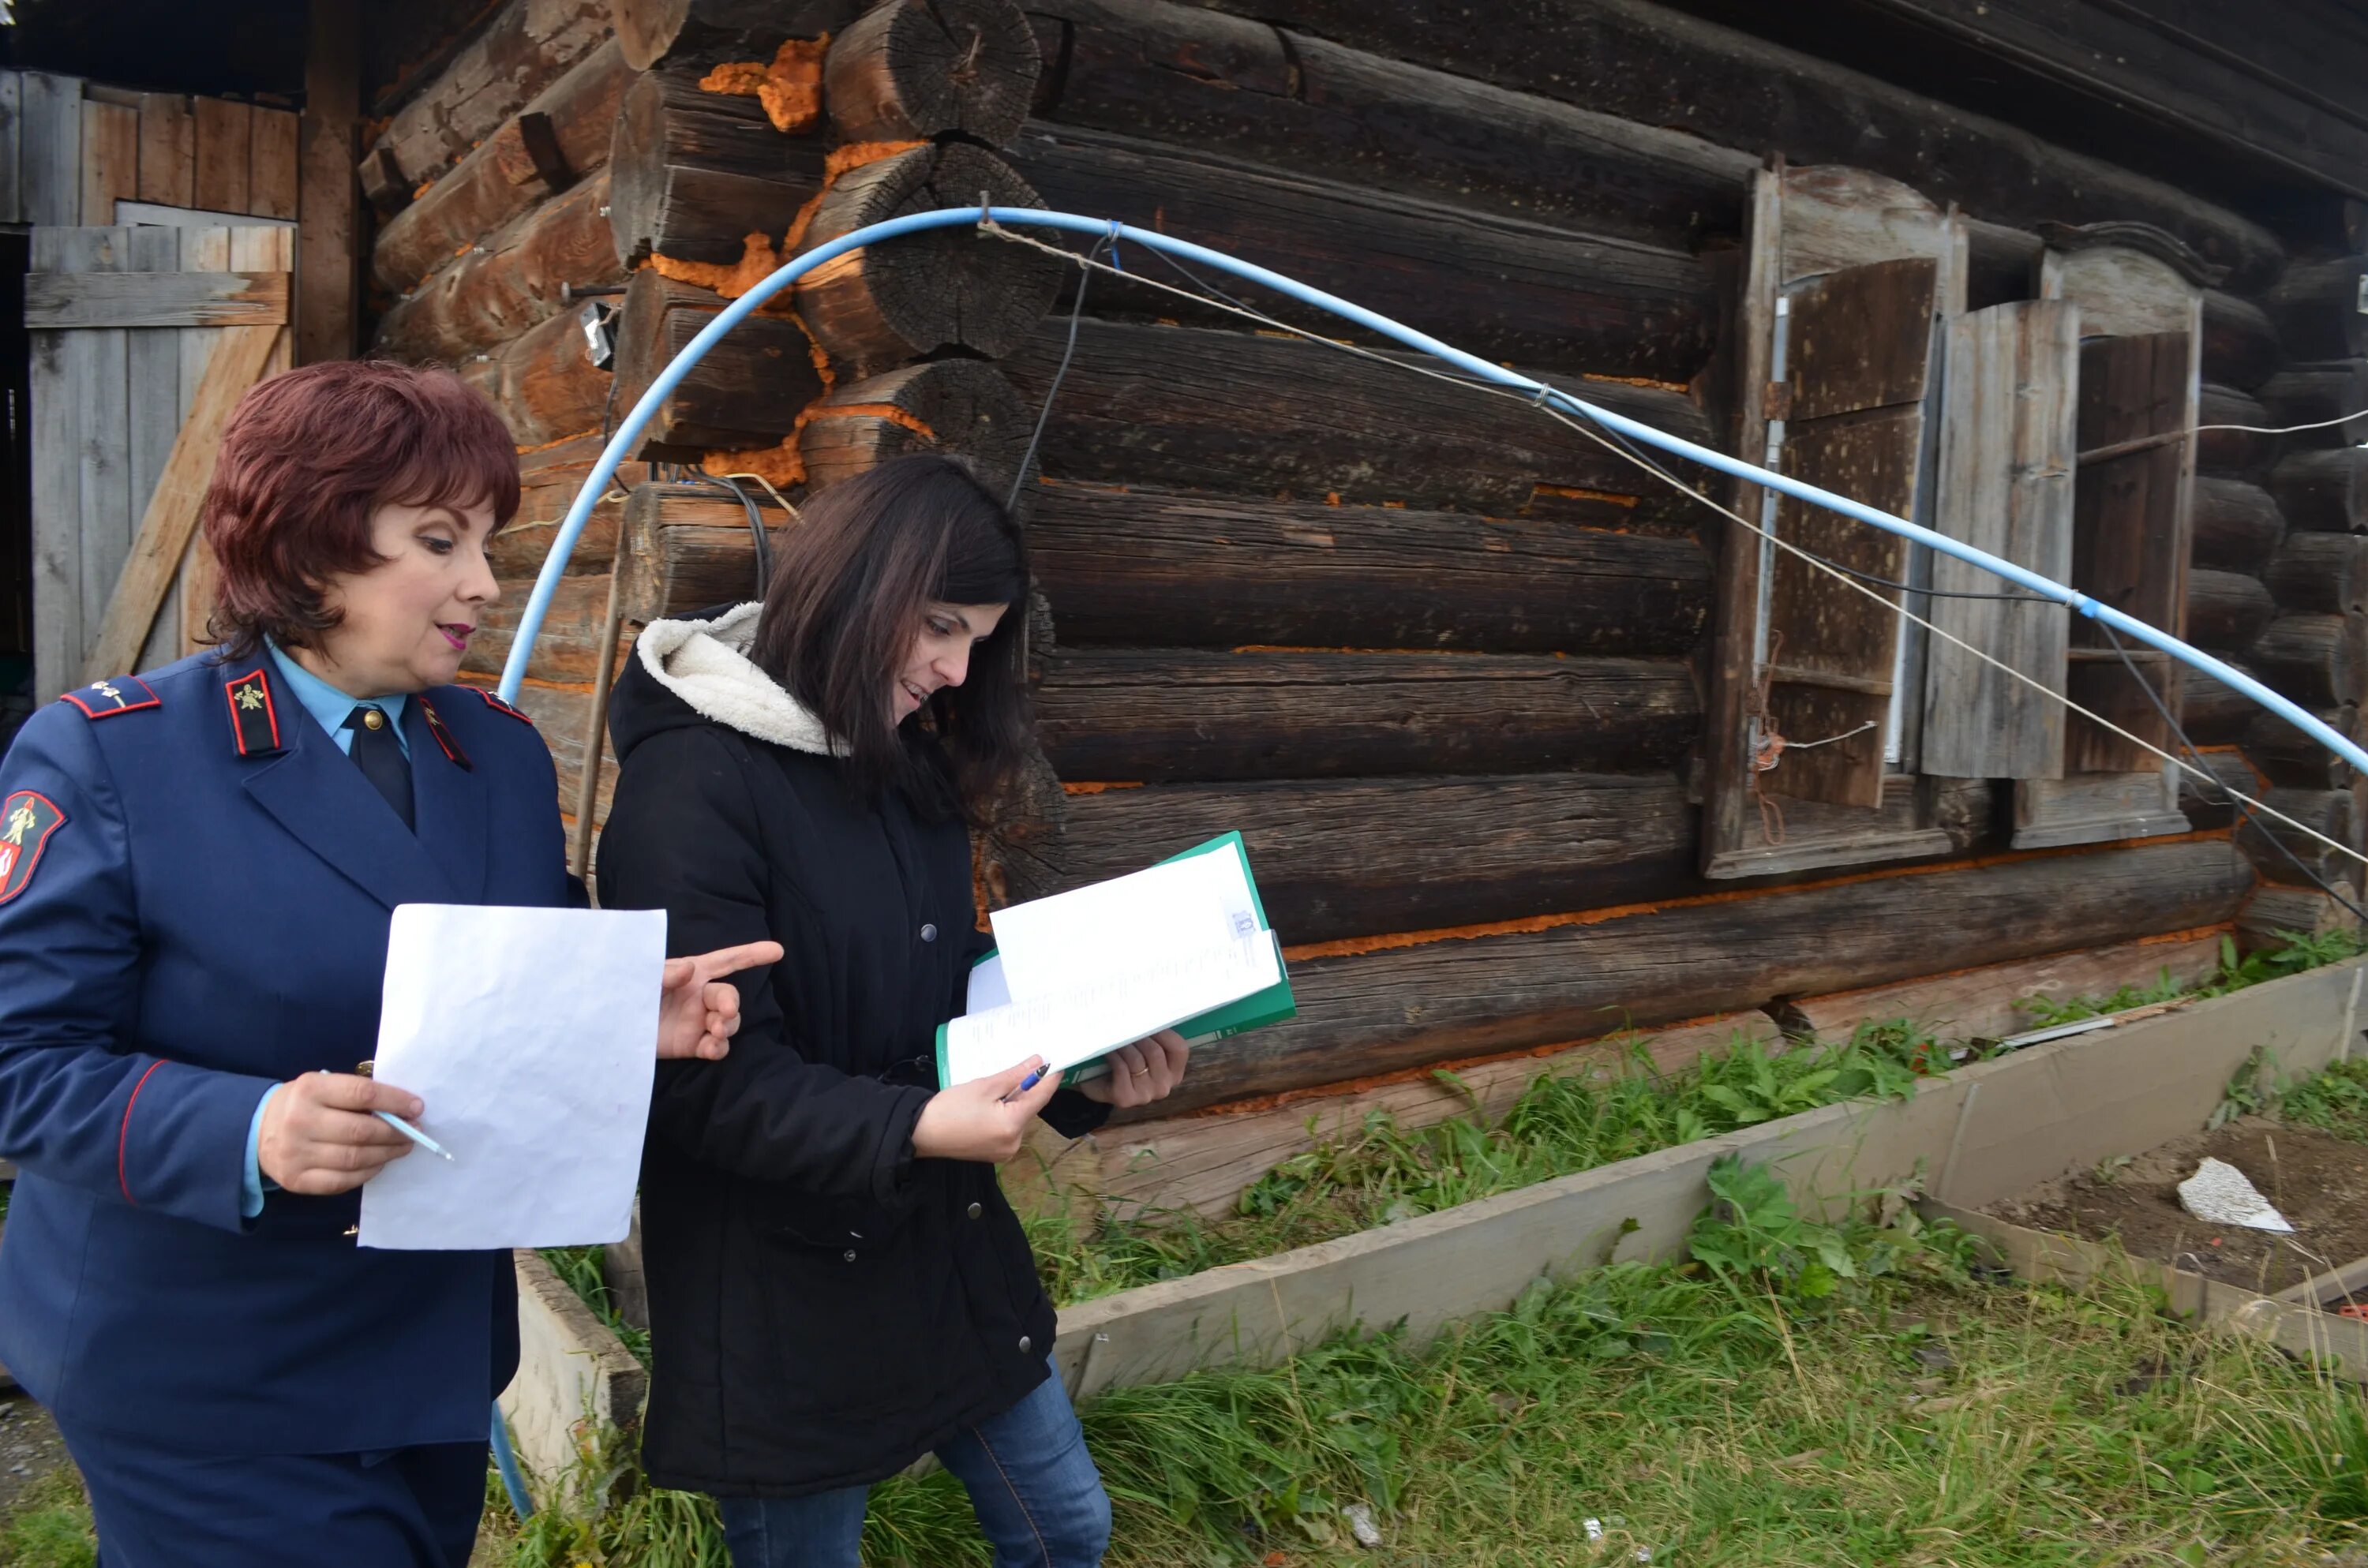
[
  {"x1": 1701, "y1": 164, "x2": 1968, "y2": 879},
  {"x1": 1758, "y1": 258, "x2": 1936, "y2": 808},
  {"x1": 1921, "y1": 301, "x2": 2078, "y2": 780},
  {"x1": 2010, "y1": 245, "x2": 2198, "y2": 848}
]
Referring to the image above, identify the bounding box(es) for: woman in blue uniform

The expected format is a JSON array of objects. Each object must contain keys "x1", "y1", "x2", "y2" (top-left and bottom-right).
[{"x1": 0, "y1": 360, "x2": 776, "y2": 1566}]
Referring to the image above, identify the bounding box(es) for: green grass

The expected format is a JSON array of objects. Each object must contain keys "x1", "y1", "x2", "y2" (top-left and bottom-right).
[
  {"x1": 2276, "y1": 1057, "x2": 2368, "y2": 1144},
  {"x1": 2017, "y1": 930, "x2": 2366, "y2": 1030},
  {"x1": 0, "y1": 1472, "x2": 93, "y2": 1568}
]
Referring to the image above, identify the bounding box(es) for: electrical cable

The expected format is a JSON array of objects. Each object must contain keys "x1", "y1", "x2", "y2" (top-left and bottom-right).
[
  {"x1": 697, "y1": 473, "x2": 773, "y2": 600},
  {"x1": 1005, "y1": 237, "x2": 1107, "y2": 514},
  {"x1": 2195, "y1": 410, "x2": 2368, "y2": 436}
]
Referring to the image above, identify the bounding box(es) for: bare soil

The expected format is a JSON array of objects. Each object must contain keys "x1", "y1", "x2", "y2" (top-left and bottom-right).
[
  {"x1": 1987, "y1": 1117, "x2": 2368, "y2": 1297},
  {"x1": 0, "y1": 1393, "x2": 74, "y2": 1514}
]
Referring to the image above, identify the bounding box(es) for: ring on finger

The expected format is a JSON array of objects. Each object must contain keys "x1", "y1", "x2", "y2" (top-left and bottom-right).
[{"x1": 1132, "y1": 1065, "x2": 1152, "y2": 1076}]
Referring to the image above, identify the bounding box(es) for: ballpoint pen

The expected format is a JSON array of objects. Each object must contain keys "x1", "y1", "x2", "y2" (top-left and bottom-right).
[{"x1": 377, "y1": 1110, "x2": 454, "y2": 1161}]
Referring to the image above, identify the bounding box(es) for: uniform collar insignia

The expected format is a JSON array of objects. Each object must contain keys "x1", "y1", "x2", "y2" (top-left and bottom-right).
[
  {"x1": 414, "y1": 694, "x2": 473, "y2": 771},
  {"x1": 474, "y1": 687, "x2": 534, "y2": 725},
  {"x1": 223, "y1": 668, "x2": 286, "y2": 758},
  {"x1": 60, "y1": 675, "x2": 159, "y2": 720}
]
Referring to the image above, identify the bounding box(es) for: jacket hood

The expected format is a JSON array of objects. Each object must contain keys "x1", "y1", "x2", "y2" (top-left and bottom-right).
[{"x1": 607, "y1": 601, "x2": 845, "y2": 765}]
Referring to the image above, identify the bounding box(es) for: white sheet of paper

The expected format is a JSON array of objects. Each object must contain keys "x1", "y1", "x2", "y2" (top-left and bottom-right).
[
  {"x1": 986, "y1": 849, "x2": 1259, "y2": 1003},
  {"x1": 942, "y1": 932, "x2": 1280, "y2": 1086},
  {"x1": 358, "y1": 904, "x2": 666, "y2": 1251}
]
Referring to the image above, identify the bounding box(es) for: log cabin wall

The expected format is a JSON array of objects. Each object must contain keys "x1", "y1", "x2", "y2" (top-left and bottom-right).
[{"x1": 363, "y1": 0, "x2": 2365, "y2": 1185}]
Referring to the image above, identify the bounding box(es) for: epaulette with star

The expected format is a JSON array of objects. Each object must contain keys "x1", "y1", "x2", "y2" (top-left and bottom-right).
[{"x1": 60, "y1": 676, "x2": 160, "y2": 720}]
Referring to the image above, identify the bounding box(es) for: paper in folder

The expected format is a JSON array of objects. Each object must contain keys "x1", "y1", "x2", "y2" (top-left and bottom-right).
[{"x1": 935, "y1": 832, "x2": 1297, "y2": 1088}]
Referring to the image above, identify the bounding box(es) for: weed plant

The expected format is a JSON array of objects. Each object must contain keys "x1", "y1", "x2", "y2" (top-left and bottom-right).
[{"x1": 2276, "y1": 1057, "x2": 2368, "y2": 1144}]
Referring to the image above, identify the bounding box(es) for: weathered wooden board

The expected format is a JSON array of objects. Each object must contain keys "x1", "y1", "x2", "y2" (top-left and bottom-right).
[
  {"x1": 1924, "y1": 300, "x2": 2077, "y2": 780},
  {"x1": 1006, "y1": 122, "x2": 1719, "y2": 380},
  {"x1": 1002, "y1": 318, "x2": 1710, "y2": 525},
  {"x1": 24, "y1": 269, "x2": 288, "y2": 330},
  {"x1": 79, "y1": 98, "x2": 137, "y2": 226},
  {"x1": 189, "y1": 95, "x2": 250, "y2": 215},
  {"x1": 135, "y1": 92, "x2": 194, "y2": 208},
  {"x1": 298, "y1": 0, "x2": 360, "y2": 365},
  {"x1": 1032, "y1": 649, "x2": 1698, "y2": 783}
]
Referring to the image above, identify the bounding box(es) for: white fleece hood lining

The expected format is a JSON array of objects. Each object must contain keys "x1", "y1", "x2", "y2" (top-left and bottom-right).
[{"x1": 632, "y1": 602, "x2": 843, "y2": 756}]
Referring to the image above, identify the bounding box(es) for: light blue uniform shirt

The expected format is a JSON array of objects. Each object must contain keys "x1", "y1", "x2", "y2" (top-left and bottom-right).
[{"x1": 241, "y1": 642, "x2": 413, "y2": 1217}]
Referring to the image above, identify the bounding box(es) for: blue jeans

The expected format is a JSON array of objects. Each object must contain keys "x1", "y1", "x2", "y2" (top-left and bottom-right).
[{"x1": 716, "y1": 1362, "x2": 1111, "y2": 1568}]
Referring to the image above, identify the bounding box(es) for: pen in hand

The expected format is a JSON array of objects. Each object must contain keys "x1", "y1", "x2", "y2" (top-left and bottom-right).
[{"x1": 376, "y1": 1110, "x2": 454, "y2": 1161}]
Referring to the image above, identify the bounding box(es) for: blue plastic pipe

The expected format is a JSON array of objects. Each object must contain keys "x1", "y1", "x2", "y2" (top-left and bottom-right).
[
  {"x1": 499, "y1": 206, "x2": 2368, "y2": 780},
  {"x1": 490, "y1": 1400, "x2": 534, "y2": 1518}
]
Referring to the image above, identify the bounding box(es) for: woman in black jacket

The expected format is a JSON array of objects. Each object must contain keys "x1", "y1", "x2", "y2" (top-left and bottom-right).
[{"x1": 598, "y1": 455, "x2": 1190, "y2": 1567}]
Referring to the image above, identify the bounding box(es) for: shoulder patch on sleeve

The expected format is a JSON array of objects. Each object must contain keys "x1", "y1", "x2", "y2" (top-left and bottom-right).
[
  {"x1": 0, "y1": 790, "x2": 66, "y2": 905},
  {"x1": 59, "y1": 676, "x2": 159, "y2": 720},
  {"x1": 473, "y1": 687, "x2": 534, "y2": 726}
]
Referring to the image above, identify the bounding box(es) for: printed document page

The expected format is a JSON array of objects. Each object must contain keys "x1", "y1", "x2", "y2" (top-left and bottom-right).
[
  {"x1": 987, "y1": 848, "x2": 1261, "y2": 1002},
  {"x1": 358, "y1": 903, "x2": 666, "y2": 1250},
  {"x1": 942, "y1": 931, "x2": 1280, "y2": 1087}
]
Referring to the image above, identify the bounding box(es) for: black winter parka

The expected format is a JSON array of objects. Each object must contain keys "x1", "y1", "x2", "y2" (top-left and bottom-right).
[{"x1": 594, "y1": 604, "x2": 1107, "y2": 1497}]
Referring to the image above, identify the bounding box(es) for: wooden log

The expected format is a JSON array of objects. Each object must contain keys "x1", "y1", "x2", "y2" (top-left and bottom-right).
[
  {"x1": 2235, "y1": 786, "x2": 2359, "y2": 890},
  {"x1": 2183, "y1": 659, "x2": 2266, "y2": 744},
  {"x1": 2265, "y1": 533, "x2": 2368, "y2": 618},
  {"x1": 823, "y1": 0, "x2": 1038, "y2": 145},
  {"x1": 2269, "y1": 259, "x2": 2368, "y2": 363},
  {"x1": 610, "y1": 270, "x2": 826, "y2": 455},
  {"x1": 1038, "y1": 1011, "x2": 1785, "y2": 1226},
  {"x1": 367, "y1": 0, "x2": 611, "y2": 187},
  {"x1": 616, "y1": 0, "x2": 860, "y2": 69},
  {"x1": 2186, "y1": 567, "x2": 2276, "y2": 653},
  {"x1": 2272, "y1": 447, "x2": 2368, "y2": 533},
  {"x1": 615, "y1": 483, "x2": 786, "y2": 621},
  {"x1": 2202, "y1": 290, "x2": 2284, "y2": 391},
  {"x1": 2261, "y1": 360, "x2": 2368, "y2": 451},
  {"x1": 1132, "y1": 0, "x2": 2283, "y2": 290},
  {"x1": 461, "y1": 303, "x2": 613, "y2": 449},
  {"x1": 793, "y1": 143, "x2": 1062, "y2": 375},
  {"x1": 298, "y1": 0, "x2": 361, "y2": 365},
  {"x1": 995, "y1": 773, "x2": 1699, "y2": 945},
  {"x1": 1032, "y1": 649, "x2": 1697, "y2": 783},
  {"x1": 1006, "y1": 124, "x2": 1719, "y2": 383},
  {"x1": 1782, "y1": 933, "x2": 2227, "y2": 1046},
  {"x1": 607, "y1": 63, "x2": 832, "y2": 270},
  {"x1": 1031, "y1": 0, "x2": 1754, "y2": 253},
  {"x1": 795, "y1": 357, "x2": 1032, "y2": 492},
  {"x1": 1147, "y1": 836, "x2": 2253, "y2": 1113},
  {"x1": 376, "y1": 173, "x2": 621, "y2": 362},
  {"x1": 372, "y1": 39, "x2": 631, "y2": 296},
  {"x1": 2178, "y1": 750, "x2": 2261, "y2": 831},
  {"x1": 1004, "y1": 318, "x2": 1710, "y2": 526},
  {"x1": 2250, "y1": 612, "x2": 2368, "y2": 709},
  {"x1": 495, "y1": 437, "x2": 654, "y2": 578},
  {"x1": 2245, "y1": 705, "x2": 2359, "y2": 791},
  {"x1": 2197, "y1": 385, "x2": 2274, "y2": 477},
  {"x1": 1028, "y1": 482, "x2": 1711, "y2": 655},
  {"x1": 466, "y1": 571, "x2": 624, "y2": 684},
  {"x1": 2238, "y1": 884, "x2": 2360, "y2": 950},
  {"x1": 2190, "y1": 477, "x2": 2287, "y2": 574}
]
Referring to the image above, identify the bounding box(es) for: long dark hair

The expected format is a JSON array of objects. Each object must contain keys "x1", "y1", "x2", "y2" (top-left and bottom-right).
[{"x1": 751, "y1": 455, "x2": 1031, "y2": 818}]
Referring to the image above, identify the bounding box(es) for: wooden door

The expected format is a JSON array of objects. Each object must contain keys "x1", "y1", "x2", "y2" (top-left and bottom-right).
[{"x1": 27, "y1": 224, "x2": 290, "y2": 701}]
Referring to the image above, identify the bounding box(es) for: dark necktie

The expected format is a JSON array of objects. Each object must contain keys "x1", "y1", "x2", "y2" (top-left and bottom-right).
[{"x1": 343, "y1": 705, "x2": 415, "y2": 833}]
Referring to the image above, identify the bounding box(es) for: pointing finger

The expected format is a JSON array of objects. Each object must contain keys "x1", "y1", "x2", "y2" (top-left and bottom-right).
[{"x1": 694, "y1": 941, "x2": 784, "y2": 982}]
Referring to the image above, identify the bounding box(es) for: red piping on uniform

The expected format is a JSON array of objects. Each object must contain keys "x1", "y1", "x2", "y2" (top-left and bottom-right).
[{"x1": 118, "y1": 1060, "x2": 165, "y2": 1205}]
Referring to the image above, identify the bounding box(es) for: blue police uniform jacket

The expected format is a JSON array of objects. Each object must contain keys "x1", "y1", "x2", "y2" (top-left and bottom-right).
[{"x1": 0, "y1": 649, "x2": 568, "y2": 1454}]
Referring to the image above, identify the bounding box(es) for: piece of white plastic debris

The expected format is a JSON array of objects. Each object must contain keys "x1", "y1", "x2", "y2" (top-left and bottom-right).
[
  {"x1": 2177, "y1": 1156, "x2": 2294, "y2": 1233},
  {"x1": 1584, "y1": 1517, "x2": 1606, "y2": 1542},
  {"x1": 1342, "y1": 1503, "x2": 1382, "y2": 1549}
]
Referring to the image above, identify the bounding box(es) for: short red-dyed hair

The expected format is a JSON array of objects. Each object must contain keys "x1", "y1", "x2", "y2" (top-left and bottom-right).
[{"x1": 202, "y1": 360, "x2": 519, "y2": 657}]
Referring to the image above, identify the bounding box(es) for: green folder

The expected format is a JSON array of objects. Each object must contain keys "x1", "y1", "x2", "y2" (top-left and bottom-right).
[{"x1": 938, "y1": 830, "x2": 1298, "y2": 1087}]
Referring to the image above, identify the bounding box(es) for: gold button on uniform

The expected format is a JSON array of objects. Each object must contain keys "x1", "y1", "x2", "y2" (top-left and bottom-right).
[{"x1": 361, "y1": 708, "x2": 385, "y2": 731}]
